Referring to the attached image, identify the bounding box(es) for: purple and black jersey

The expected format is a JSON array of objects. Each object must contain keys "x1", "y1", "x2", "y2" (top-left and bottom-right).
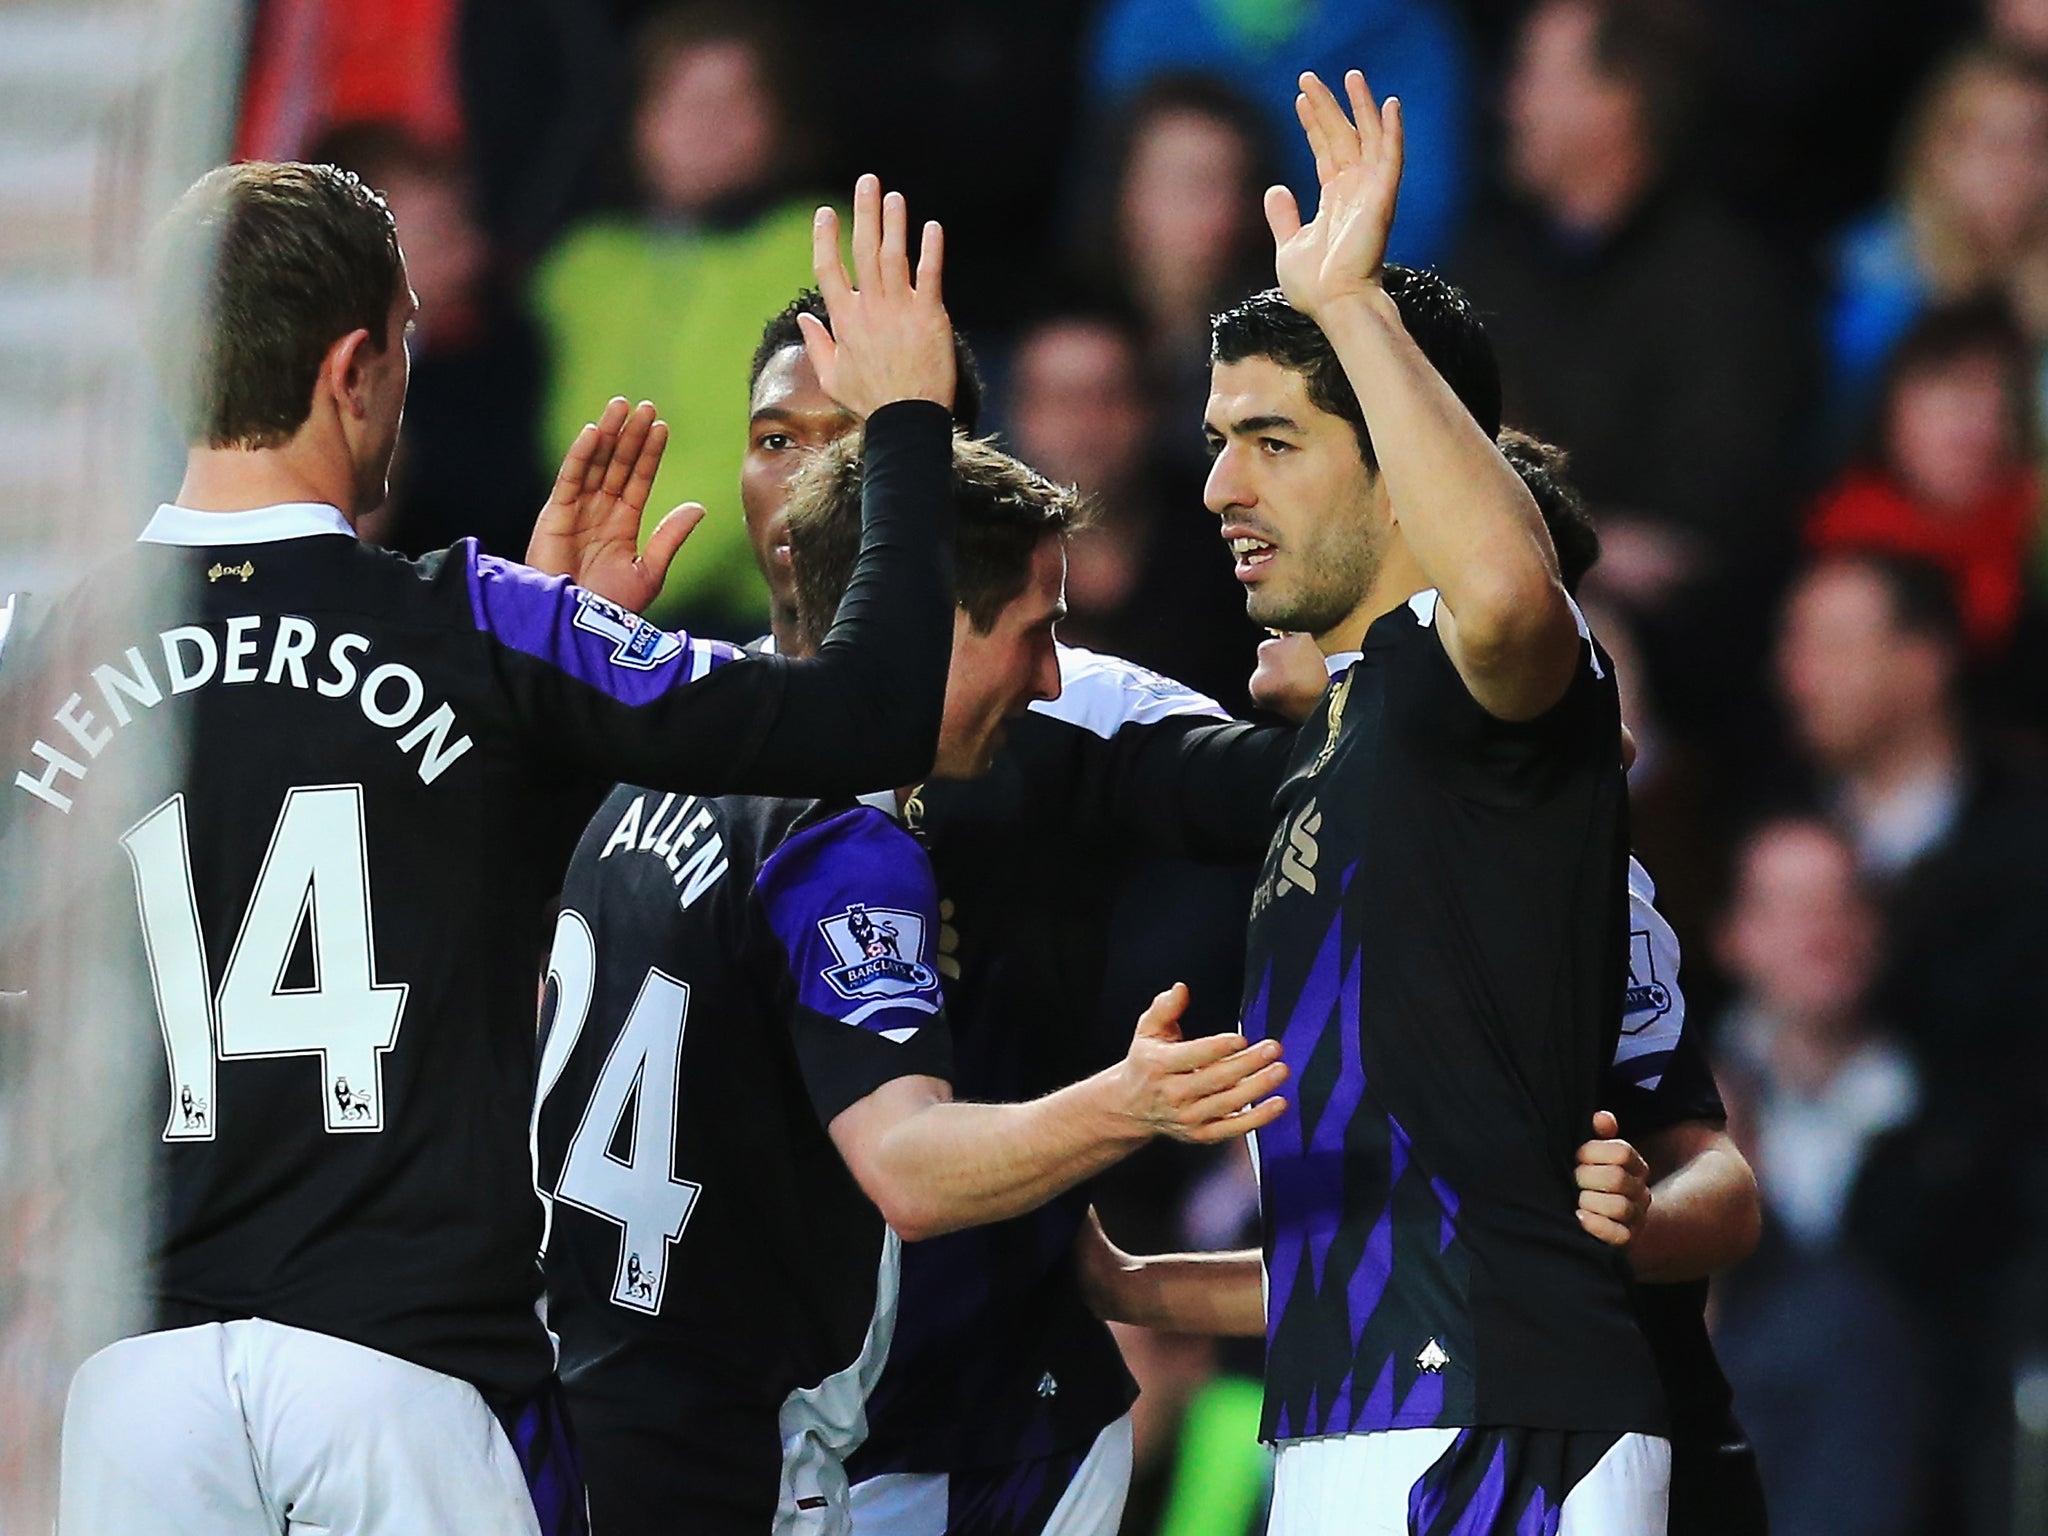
[
  {"x1": 536, "y1": 790, "x2": 951, "y2": 1536},
  {"x1": 848, "y1": 648, "x2": 1293, "y2": 1483},
  {"x1": 1244, "y1": 592, "x2": 1666, "y2": 1443},
  {"x1": 0, "y1": 400, "x2": 958, "y2": 1404}
]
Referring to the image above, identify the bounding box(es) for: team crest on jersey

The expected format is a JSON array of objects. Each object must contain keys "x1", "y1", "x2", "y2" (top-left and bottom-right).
[
  {"x1": 1621, "y1": 929, "x2": 1673, "y2": 1034},
  {"x1": 1309, "y1": 672, "x2": 1353, "y2": 776},
  {"x1": 818, "y1": 904, "x2": 937, "y2": 1001},
  {"x1": 572, "y1": 589, "x2": 683, "y2": 671}
]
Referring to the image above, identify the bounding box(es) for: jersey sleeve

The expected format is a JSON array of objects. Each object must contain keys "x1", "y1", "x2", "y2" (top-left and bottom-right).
[
  {"x1": 1020, "y1": 647, "x2": 1296, "y2": 862},
  {"x1": 754, "y1": 806, "x2": 954, "y2": 1125},
  {"x1": 1388, "y1": 591, "x2": 1619, "y2": 805},
  {"x1": 458, "y1": 399, "x2": 956, "y2": 798},
  {"x1": 1604, "y1": 857, "x2": 1727, "y2": 1138}
]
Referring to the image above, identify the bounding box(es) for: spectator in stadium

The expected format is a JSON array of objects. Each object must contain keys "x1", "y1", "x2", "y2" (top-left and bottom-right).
[
  {"x1": 1071, "y1": 75, "x2": 1277, "y2": 479},
  {"x1": 1824, "y1": 44, "x2": 2048, "y2": 443},
  {"x1": 1773, "y1": 552, "x2": 2048, "y2": 1536},
  {"x1": 1003, "y1": 307, "x2": 1257, "y2": 710},
  {"x1": 532, "y1": 0, "x2": 818, "y2": 636},
  {"x1": 1085, "y1": 0, "x2": 1472, "y2": 266},
  {"x1": 1806, "y1": 300, "x2": 2041, "y2": 657},
  {"x1": 1772, "y1": 551, "x2": 2048, "y2": 1092},
  {"x1": 1705, "y1": 817, "x2": 1928, "y2": 1536},
  {"x1": 1711, "y1": 1187, "x2": 1927, "y2": 1536},
  {"x1": 1714, "y1": 818, "x2": 1919, "y2": 1251},
  {"x1": 457, "y1": 0, "x2": 648, "y2": 265},
  {"x1": 1449, "y1": 0, "x2": 1810, "y2": 739},
  {"x1": 1990, "y1": 0, "x2": 2048, "y2": 62},
  {"x1": 311, "y1": 122, "x2": 548, "y2": 560}
]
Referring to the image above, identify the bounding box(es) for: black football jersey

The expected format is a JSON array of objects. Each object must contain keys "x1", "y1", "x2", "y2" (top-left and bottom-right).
[
  {"x1": 1244, "y1": 592, "x2": 1666, "y2": 1440},
  {"x1": 536, "y1": 790, "x2": 952, "y2": 1535},
  {"x1": 851, "y1": 647, "x2": 1292, "y2": 1479},
  {"x1": 0, "y1": 400, "x2": 957, "y2": 1401}
]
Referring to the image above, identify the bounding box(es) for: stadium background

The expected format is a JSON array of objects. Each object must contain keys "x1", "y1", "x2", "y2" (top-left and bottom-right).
[{"x1": 5, "y1": 0, "x2": 2048, "y2": 1532}]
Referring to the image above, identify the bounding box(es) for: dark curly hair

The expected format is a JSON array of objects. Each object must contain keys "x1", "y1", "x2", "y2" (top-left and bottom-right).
[
  {"x1": 1210, "y1": 267, "x2": 1503, "y2": 468},
  {"x1": 750, "y1": 288, "x2": 986, "y2": 434}
]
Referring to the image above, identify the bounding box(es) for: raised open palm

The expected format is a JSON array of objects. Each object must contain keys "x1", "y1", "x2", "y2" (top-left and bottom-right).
[
  {"x1": 524, "y1": 397, "x2": 703, "y2": 613},
  {"x1": 1265, "y1": 70, "x2": 1405, "y2": 320}
]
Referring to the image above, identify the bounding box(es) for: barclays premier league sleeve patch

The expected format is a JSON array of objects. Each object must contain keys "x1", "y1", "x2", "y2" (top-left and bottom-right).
[
  {"x1": 1612, "y1": 924, "x2": 1683, "y2": 1090},
  {"x1": 572, "y1": 589, "x2": 684, "y2": 671},
  {"x1": 816, "y1": 903, "x2": 940, "y2": 1039},
  {"x1": 1622, "y1": 929, "x2": 1674, "y2": 1029}
]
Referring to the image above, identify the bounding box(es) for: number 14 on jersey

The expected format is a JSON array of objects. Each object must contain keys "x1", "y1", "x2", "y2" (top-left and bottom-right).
[{"x1": 120, "y1": 785, "x2": 409, "y2": 1141}]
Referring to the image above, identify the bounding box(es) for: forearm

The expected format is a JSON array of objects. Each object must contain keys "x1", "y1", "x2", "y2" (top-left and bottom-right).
[
  {"x1": 1317, "y1": 290, "x2": 1564, "y2": 651},
  {"x1": 757, "y1": 399, "x2": 956, "y2": 791},
  {"x1": 1630, "y1": 1137, "x2": 1762, "y2": 1283},
  {"x1": 867, "y1": 1073, "x2": 1149, "y2": 1241},
  {"x1": 1090, "y1": 1248, "x2": 1265, "y2": 1336},
  {"x1": 1096, "y1": 719, "x2": 1295, "y2": 863}
]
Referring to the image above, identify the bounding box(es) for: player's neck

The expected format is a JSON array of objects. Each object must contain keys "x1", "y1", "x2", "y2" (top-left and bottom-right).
[
  {"x1": 769, "y1": 606, "x2": 803, "y2": 656},
  {"x1": 175, "y1": 440, "x2": 361, "y2": 525}
]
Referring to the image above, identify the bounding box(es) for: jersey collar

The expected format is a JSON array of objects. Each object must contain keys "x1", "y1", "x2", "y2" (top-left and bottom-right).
[
  {"x1": 139, "y1": 502, "x2": 355, "y2": 546},
  {"x1": 858, "y1": 789, "x2": 905, "y2": 821}
]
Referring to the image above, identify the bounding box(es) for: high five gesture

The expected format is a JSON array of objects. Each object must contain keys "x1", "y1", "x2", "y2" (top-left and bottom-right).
[
  {"x1": 525, "y1": 396, "x2": 703, "y2": 613},
  {"x1": 800, "y1": 174, "x2": 956, "y2": 418},
  {"x1": 1266, "y1": 71, "x2": 1405, "y2": 321}
]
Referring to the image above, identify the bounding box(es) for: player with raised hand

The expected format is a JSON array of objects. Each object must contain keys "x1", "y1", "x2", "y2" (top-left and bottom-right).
[
  {"x1": 721, "y1": 291, "x2": 1294, "y2": 1534},
  {"x1": 534, "y1": 432, "x2": 1288, "y2": 1536},
  {"x1": 1204, "y1": 70, "x2": 1669, "y2": 1532},
  {"x1": 1086, "y1": 433, "x2": 1763, "y2": 1534},
  {"x1": 0, "y1": 160, "x2": 959, "y2": 1536}
]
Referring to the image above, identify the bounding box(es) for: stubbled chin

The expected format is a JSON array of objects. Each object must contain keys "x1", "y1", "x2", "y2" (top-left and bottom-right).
[{"x1": 1244, "y1": 586, "x2": 1290, "y2": 628}]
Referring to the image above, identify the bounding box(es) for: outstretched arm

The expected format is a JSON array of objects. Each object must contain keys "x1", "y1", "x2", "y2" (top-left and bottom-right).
[
  {"x1": 711, "y1": 175, "x2": 959, "y2": 791},
  {"x1": 1575, "y1": 1111, "x2": 1763, "y2": 1282},
  {"x1": 1075, "y1": 1209, "x2": 1265, "y2": 1336},
  {"x1": 480, "y1": 175, "x2": 958, "y2": 798},
  {"x1": 1272, "y1": 72, "x2": 1579, "y2": 721},
  {"x1": 829, "y1": 985, "x2": 1287, "y2": 1242}
]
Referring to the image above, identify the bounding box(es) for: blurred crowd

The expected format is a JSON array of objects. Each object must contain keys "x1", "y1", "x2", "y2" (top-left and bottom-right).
[{"x1": 226, "y1": 0, "x2": 2048, "y2": 1532}]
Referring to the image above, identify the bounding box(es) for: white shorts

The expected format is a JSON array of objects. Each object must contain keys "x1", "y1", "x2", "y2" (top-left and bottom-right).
[
  {"x1": 58, "y1": 1319, "x2": 556, "y2": 1536},
  {"x1": 1269, "y1": 1426, "x2": 1669, "y2": 1536},
  {"x1": 848, "y1": 1412, "x2": 1134, "y2": 1536}
]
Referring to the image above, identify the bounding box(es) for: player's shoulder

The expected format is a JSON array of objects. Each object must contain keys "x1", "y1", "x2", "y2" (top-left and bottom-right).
[
  {"x1": 1393, "y1": 587, "x2": 1610, "y2": 675},
  {"x1": 1385, "y1": 587, "x2": 1617, "y2": 744},
  {"x1": 755, "y1": 799, "x2": 934, "y2": 911},
  {"x1": 751, "y1": 800, "x2": 943, "y2": 1000},
  {"x1": 1025, "y1": 644, "x2": 1229, "y2": 740}
]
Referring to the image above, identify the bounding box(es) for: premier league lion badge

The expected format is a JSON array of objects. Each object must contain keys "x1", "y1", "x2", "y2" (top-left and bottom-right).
[
  {"x1": 819, "y1": 904, "x2": 938, "y2": 1001},
  {"x1": 573, "y1": 589, "x2": 684, "y2": 671}
]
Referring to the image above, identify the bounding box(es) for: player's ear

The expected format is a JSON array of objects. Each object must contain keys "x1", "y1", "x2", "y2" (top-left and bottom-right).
[{"x1": 321, "y1": 327, "x2": 377, "y2": 419}]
